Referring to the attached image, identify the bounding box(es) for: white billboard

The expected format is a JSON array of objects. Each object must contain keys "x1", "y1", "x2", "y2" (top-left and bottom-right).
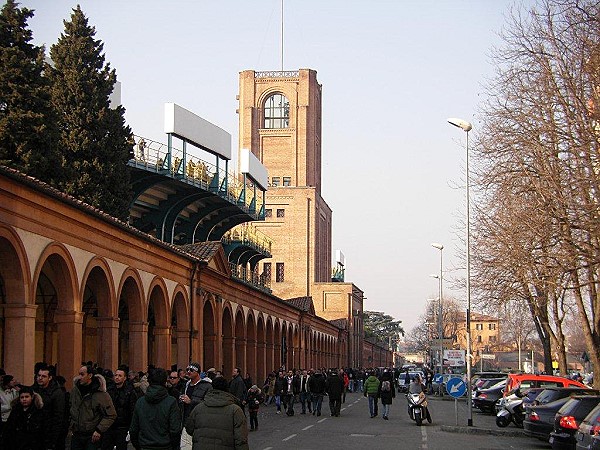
[
  {"x1": 164, "y1": 103, "x2": 231, "y2": 160},
  {"x1": 443, "y1": 349, "x2": 466, "y2": 366},
  {"x1": 239, "y1": 148, "x2": 268, "y2": 191}
]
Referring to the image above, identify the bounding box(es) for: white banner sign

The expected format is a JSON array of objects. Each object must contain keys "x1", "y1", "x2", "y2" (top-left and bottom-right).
[{"x1": 443, "y1": 349, "x2": 466, "y2": 366}]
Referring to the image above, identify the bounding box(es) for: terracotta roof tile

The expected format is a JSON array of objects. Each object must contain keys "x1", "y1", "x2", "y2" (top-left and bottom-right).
[{"x1": 178, "y1": 241, "x2": 222, "y2": 262}]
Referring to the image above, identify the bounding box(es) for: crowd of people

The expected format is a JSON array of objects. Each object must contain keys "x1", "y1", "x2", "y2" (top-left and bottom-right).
[{"x1": 0, "y1": 364, "x2": 404, "y2": 449}]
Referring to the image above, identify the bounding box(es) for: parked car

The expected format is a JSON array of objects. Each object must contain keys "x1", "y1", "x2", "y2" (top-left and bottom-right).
[
  {"x1": 549, "y1": 395, "x2": 600, "y2": 449},
  {"x1": 524, "y1": 390, "x2": 600, "y2": 442},
  {"x1": 472, "y1": 379, "x2": 507, "y2": 413},
  {"x1": 506, "y1": 374, "x2": 587, "y2": 395},
  {"x1": 471, "y1": 371, "x2": 506, "y2": 386},
  {"x1": 397, "y1": 371, "x2": 424, "y2": 393},
  {"x1": 473, "y1": 377, "x2": 506, "y2": 394},
  {"x1": 533, "y1": 387, "x2": 596, "y2": 406},
  {"x1": 525, "y1": 397, "x2": 572, "y2": 441},
  {"x1": 575, "y1": 403, "x2": 600, "y2": 450}
]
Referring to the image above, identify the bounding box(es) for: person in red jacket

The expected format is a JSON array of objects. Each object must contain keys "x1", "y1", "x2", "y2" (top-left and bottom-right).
[{"x1": 341, "y1": 369, "x2": 349, "y2": 403}]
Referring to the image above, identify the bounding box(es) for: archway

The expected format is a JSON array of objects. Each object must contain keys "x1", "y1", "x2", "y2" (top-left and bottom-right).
[
  {"x1": 246, "y1": 313, "x2": 256, "y2": 379},
  {"x1": 81, "y1": 264, "x2": 113, "y2": 368},
  {"x1": 221, "y1": 307, "x2": 234, "y2": 376},
  {"x1": 256, "y1": 316, "x2": 265, "y2": 384},
  {"x1": 34, "y1": 250, "x2": 78, "y2": 378},
  {"x1": 118, "y1": 274, "x2": 144, "y2": 371},
  {"x1": 234, "y1": 310, "x2": 245, "y2": 371},
  {"x1": 265, "y1": 318, "x2": 274, "y2": 375},
  {"x1": 0, "y1": 230, "x2": 31, "y2": 382},
  {"x1": 148, "y1": 282, "x2": 170, "y2": 368},
  {"x1": 273, "y1": 321, "x2": 281, "y2": 371},
  {"x1": 202, "y1": 300, "x2": 216, "y2": 369},
  {"x1": 171, "y1": 290, "x2": 189, "y2": 370}
]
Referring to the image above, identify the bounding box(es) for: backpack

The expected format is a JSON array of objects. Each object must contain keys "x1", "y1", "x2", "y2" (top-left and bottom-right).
[{"x1": 381, "y1": 380, "x2": 391, "y2": 392}]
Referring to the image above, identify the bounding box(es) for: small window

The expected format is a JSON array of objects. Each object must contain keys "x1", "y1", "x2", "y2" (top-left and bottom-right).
[
  {"x1": 489, "y1": 323, "x2": 496, "y2": 330},
  {"x1": 277, "y1": 209, "x2": 285, "y2": 218},
  {"x1": 276, "y1": 262, "x2": 284, "y2": 282},
  {"x1": 265, "y1": 209, "x2": 272, "y2": 218},
  {"x1": 283, "y1": 177, "x2": 291, "y2": 186},
  {"x1": 264, "y1": 93, "x2": 290, "y2": 129},
  {"x1": 476, "y1": 323, "x2": 483, "y2": 331},
  {"x1": 477, "y1": 335, "x2": 482, "y2": 343},
  {"x1": 272, "y1": 177, "x2": 280, "y2": 187},
  {"x1": 489, "y1": 335, "x2": 496, "y2": 342},
  {"x1": 263, "y1": 262, "x2": 272, "y2": 281}
]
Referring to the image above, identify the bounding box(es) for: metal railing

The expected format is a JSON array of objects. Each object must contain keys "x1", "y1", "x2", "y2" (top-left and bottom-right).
[
  {"x1": 229, "y1": 263, "x2": 272, "y2": 293},
  {"x1": 130, "y1": 135, "x2": 264, "y2": 216},
  {"x1": 222, "y1": 224, "x2": 272, "y2": 255},
  {"x1": 255, "y1": 70, "x2": 299, "y2": 78}
]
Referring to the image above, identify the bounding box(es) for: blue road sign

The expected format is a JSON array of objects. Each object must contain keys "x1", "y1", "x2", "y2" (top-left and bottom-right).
[
  {"x1": 434, "y1": 374, "x2": 443, "y2": 384},
  {"x1": 446, "y1": 377, "x2": 467, "y2": 398}
]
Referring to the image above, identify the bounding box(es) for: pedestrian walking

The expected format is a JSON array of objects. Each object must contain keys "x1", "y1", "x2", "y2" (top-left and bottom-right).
[
  {"x1": 129, "y1": 367, "x2": 181, "y2": 450},
  {"x1": 308, "y1": 368, "x2": 326, "y2": 416},
  {"x1": 364, "y1": 370, "x2": 381, "y2": 418},
  {"x1": 273, "y1": 371, "x2": 287, "y2": 414},
  {"x1": 184, "y1": 376, "x2": 249, "y2": 450},
  {"x1": 298, "y1": 370, "x2": 311, "y2": 414},
  {"x1": 378, "y1": 370, "x2": 395, "y2": 420},
  {"x1": 283, "y1": 370, "x2": 300, "y2": 416},
  {"x1": 230, "y1": 368, "x2": 247, "y2": 413},
  {"x1": 246, "y1": 384, "x2": 263, "y2": 431},
  {"x1": 325, "y1": 370, "x2": 343, "y2": 417},
  {"x1": 1, "y1": 374, "x2": 20, "y2": 438},
  {"x1": 340, "y1": 369, "x2": 349, "y2": 403},
  {"x1": 179, "y1": 362, "x2": 209, "y2": 450},
  {"x1": 69, "y1": 364, "x2": 117, "y2": 450}
]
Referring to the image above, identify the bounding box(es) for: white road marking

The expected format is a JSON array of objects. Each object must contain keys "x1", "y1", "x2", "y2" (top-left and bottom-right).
[
  {"x1": 302, "y1": 425, "x2": 314, "y2": 431},
  {"x1": 317, "y1": 418, "x2": 327, "y2": 423},
  {"x1": 341, "y1": 407, "x2": 346, "y2": 411},
  {"x1": 421, "y1": 425, "x2": 428, "y2": 449},
  {"x1": 282, "y1": 434, "x2": 297, "y2": 441},
  {"x1": 350, "y1": 434, "x2": 375, "y2": 437},
  {"x1": 263, "y1": 448, "x2": 273, "y2": 450},
  {"x1": 347, "y1": 404, "x2": 353, "y2": 407}
]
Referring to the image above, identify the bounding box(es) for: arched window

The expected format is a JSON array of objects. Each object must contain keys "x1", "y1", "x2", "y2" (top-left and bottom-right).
[{"x1": 264, "y1": 93, "x2": 289, "y2": 129}]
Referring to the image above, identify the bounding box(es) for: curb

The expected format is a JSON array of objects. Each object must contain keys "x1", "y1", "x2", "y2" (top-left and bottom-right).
[{"x1": 440, "y1": 425, "x2": 527, "y2": 437}]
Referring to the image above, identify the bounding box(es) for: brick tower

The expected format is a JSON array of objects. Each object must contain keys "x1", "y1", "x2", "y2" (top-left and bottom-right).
[{"x1": 237, "y1": 69, "x2": 332, "y2": 299}]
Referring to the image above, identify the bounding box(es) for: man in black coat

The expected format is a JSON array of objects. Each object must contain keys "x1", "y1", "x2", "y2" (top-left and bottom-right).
[
  {"x1": 229, "y1": 367, "x2": 247, "y2": 414},
  {"x1": 102, "y1": 367, "x2": 138, "y2": 450},
  {"x1": 308, "y1": 368, "x2": 326, "y2": 416},
  {"x1": 33, "y1": 365, "x2": 66, "y2": 450},
  {"x1": 325, "y1": 369, "x2": 344, "y2": 417}
]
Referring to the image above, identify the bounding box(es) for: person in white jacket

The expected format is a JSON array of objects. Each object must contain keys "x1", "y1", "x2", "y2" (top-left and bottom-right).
[{"x1": 0, "y1": 374, "x2": 20, "y2": 437}]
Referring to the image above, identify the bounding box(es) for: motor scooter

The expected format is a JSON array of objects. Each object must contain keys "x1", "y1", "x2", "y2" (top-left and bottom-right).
[
  {"x1": 406, "y1": 392, "x2": 432, "y2": 426},
  {"x1": 495, "y1": 388, "x2": 525, "y2": 428}
]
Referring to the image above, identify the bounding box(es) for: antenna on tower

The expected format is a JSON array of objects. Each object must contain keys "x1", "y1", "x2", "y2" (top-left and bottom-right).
[{"x1": 280, "y1": 0, "x2": 284, "y2": 71}]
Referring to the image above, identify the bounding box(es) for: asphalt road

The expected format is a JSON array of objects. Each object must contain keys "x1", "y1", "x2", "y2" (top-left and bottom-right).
[{"x1": 247, "y1": 391, "x2": 552, "y2": 450}]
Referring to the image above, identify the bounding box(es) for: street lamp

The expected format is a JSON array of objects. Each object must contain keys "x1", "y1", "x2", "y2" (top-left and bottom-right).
[
  {"x1": 448, "y1": 116, "x2": 473, "y2": 427},
  {"x1": 431, "y1": 243, "x2": 444, "y2": 378}
]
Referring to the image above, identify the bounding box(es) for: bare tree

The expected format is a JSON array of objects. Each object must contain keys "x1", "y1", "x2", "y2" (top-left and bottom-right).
[{"x1": 471, "y1": 0, "x2": 600, "y2": 386}]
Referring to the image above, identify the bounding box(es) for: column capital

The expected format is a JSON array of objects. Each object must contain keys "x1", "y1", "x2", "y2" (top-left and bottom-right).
[
  {"x1": 2, "y1": 303, "x2": 37, "y2": 318},
  {"x1": 54, "y1": 310, "x2": 84, "y2": 324}
]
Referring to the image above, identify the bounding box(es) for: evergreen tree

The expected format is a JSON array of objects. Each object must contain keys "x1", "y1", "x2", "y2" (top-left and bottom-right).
[
  {"x1": 0, "y1": 0, "x2": 61, "y2": 182},
  {"x1": 49, "y1": 5, "x2": 133, "y2": 220}
]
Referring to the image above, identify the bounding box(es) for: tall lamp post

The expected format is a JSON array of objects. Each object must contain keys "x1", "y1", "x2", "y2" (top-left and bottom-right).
[
  {"x1": 448, "y1": 117, "x2": 473, "y2": 426},
  {"x1": 431, "y1": 243, "x2": 444, "y2": 377}
]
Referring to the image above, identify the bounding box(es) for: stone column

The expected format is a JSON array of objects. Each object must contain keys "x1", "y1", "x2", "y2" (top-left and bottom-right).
[
  {"x1": 128, "y1": 321, "x2": 148, "y2": 372},
  {"x1": 152, "y1": 326, "x2": 171, "y2": 368},
  {"x1": 96, "y1": 317, "x2": 119, "y2": 371},
  {"x1": 176, "y1": 329, "x2": 190, "y2": 368},
  {"x1": 54, "y1": 310, "x2": 84, "y2": 387},
  {"x1": 222, "y1": 336, "x2": 235, "y2": 376},
  {"x1": 3, "y1": 303, "x2": 37, "y2": 385}
]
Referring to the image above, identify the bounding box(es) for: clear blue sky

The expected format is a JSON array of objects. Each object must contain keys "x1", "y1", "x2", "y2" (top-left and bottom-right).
[{"x1": 24, "y1": 0, "x2": 530, "y2": 332}]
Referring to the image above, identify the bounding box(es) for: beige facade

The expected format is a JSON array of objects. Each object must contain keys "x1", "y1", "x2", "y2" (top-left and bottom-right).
[
  {"x1": 454, "y1": 312, "x2": 500, "y2": 359},
  {"x1": 238, "y1": 69, "x2": 332, "y2": 300}
]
